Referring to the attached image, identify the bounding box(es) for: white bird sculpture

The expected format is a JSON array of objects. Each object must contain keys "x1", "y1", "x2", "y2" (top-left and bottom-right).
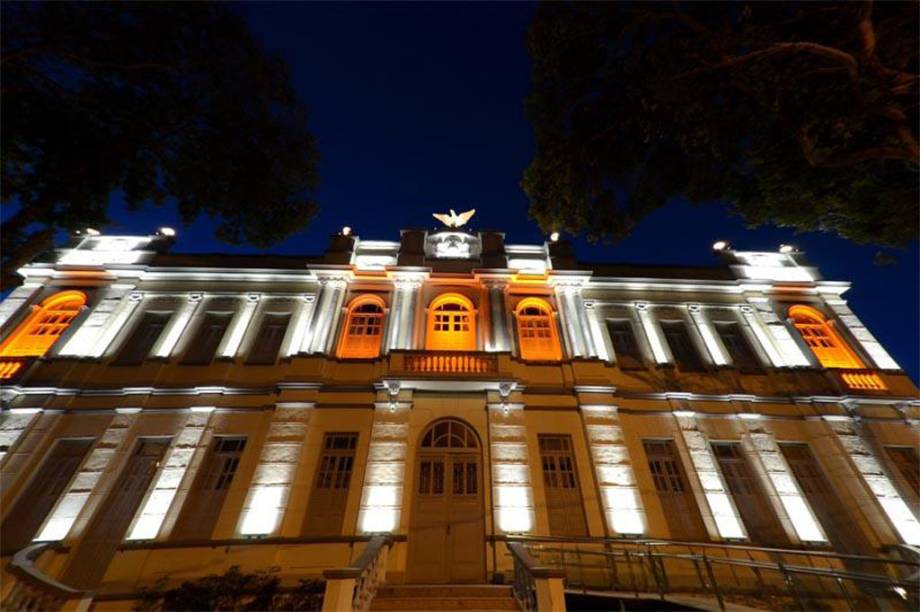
[{"x1": 433, "y1": 208, "x2": 476, "y2": 228}]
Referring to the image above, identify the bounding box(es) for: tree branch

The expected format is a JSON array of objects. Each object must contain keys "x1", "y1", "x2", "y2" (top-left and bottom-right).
[{"x1": 674, "y1": 42, "x2": 859, "y2": 81}]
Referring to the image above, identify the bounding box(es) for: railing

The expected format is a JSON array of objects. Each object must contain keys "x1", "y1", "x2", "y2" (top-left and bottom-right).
[
  {"x1": 2, "y1": 543, "x2": 92, "y2": 611},
  {"x1": 0, "y1": 357, "x2": 30, "y2": 381},
  {"x1": 322, "y1": 535, "x2": 392, "y2": 612},
  {"x1": 507, "y1": 542, "x2": 566, "y2": 612},
  {"x1": 837, "y1": 368, "x2": 887, "y2": 391},
  {"x1": 504, "y1": 536, "x2": 920, "y2": 611},
  {"x1": 403, "y1": 351, "x2": 498, "y2": 374}
]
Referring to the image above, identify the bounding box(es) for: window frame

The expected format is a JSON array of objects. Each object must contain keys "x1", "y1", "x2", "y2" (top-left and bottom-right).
[{"x1": 336, "y1": 295, "x2": 386, "y2": 359}]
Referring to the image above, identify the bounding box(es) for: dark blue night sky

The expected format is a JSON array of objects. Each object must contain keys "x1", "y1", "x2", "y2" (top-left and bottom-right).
[{"x1": 67, "y1": 3, "x2": 920, "y2": 380}]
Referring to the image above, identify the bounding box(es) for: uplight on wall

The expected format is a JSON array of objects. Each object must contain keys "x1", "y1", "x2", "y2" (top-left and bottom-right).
[
  {"x1": 341, "y1": 226, "x2": 352, "y2": 236},
  {"x1": 712, "y1": 240, "x2": 730, "y2": 251},
  {"x1": 158, "y1": 226, "x2": 176, "y2": 237},
  {"x1": 778, "y1": 244, "x2": 796, "y2": 254},
  {"x1": 549, "y1": 231, "x2": 560, "y2": 242}
]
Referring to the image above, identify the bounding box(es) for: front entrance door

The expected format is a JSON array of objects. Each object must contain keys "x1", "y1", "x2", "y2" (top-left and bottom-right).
[{"x1": 408, "y1": 419, "x2": 485, "y2": 583}]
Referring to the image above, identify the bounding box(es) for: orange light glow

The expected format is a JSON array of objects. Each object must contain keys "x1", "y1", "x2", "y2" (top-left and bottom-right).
[
  {"x1": 337, "y1": 295, "x2": 386, "y2": 359},
  {"x1": 0, "y1": 291, "x2": 86, "y2": 358},
  {"x1": 515, "y1": 297, "x2": 562, "y2": 361},
  {"x1": 788, "y1": 305, "x2": 863, "y2": 369},
  {"x1": 425, "y1": 293, "x2": 476, "y2": 351}
]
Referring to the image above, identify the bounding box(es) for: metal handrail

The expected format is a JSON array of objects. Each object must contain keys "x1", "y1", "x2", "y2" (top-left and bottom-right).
[
  {"x1": 500, "y1": 534, "x2": 920, "y2": 567},
  {"x1": 533, "y1": 545, "x2": 917, "y2": 588},
  {"x1": 506, "y1": 535, "x2": 919, "y2": 612}
]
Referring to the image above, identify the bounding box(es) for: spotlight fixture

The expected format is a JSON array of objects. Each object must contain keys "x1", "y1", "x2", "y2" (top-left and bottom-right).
[
  {"x1": 342, "y1": 226, "x2": 352, "y2": 236},
  {"x1": 779, "y1": 244, "x2": 796, "y2": 254},
  {"x1": 712, "y1": 240, "x2": 730, "y2": 251},
  {"x1": 85, "y1": 228, "x2": 101, "y2": 236},
  {"x1": 158, "y1": 226, "x2": 176, "y2": 237},
  {"x1": 549, "y1": 231, "x2": 560, "y2": 242}
]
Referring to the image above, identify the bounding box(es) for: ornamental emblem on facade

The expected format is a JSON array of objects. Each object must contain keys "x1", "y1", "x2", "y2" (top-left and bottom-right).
[{"x1": 432, "y1": 208, "x2": 476, "y2": 228}]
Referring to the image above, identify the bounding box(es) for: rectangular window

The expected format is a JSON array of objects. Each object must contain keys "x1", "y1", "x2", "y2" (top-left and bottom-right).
[
  {"x1": 538, "y1": 435, "x2": 588, "y2": 536},
  {"x1": 114, "y1": 311, "x2": 171, "y2": 365},
  {"x1": 182, "y1": 312, "x2": 232, "y2": 365},
  {"x1": 643, "y1": 439, "x2": 708, "y2": 541},
  {"x1": 716, "y1": 323, "x2": 763, "y2": 373},
  {"x1": 780, "y1": 443, "x2": 871, "y2": 554},
  {"x1": 606, "y1": 319, "x2": 644, "y2": 369},
  {"x1": 172, "y1": 437, "x2": 247, "y2": 540},
  {"x1": 885, "y1": 446, "x2": 919, "y2": 496},
  {"x1": 246, "y1": 313, "x2": 290, "y2": 364},
  {"x1": 62, "y1": 438, "x2": 170, "y2": 589},
  {"x1": 1, "y1": 438, "x2": 93, "y2": 554},
  {"x1": 661, "y1": 321, "x2": 705, "y2": 372},
  {"x1": 302, "y1": 433, "x2": 358, "y2": 536},
  {"x1": 711, "y1": 442, "x2": 787, "y2": 545}
]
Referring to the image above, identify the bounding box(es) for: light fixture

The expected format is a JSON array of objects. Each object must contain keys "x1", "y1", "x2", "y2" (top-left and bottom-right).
[
  {"x1": 549, "y1": 231, "x2": 560, "y2": 242},
  {"x1": 737, "y1": 412, "x2": 762, "y2": 420},
  {"x1": 672, "y1": 410, "x2": 696, "y2": 418},
  {"x1": 342, "y1": 226, "x2": 352, "y2": 236},
  {"x1": 85, "y1": 227, "x2": 101, "y2": 236},
  {"x1": 779, "y1": 244, "x2": 796, "y2": 254},
  {"x1": 158, "y1": 226, "x2": 176, "y2": 237},
  {"x1": 712, "y1": 240, "x2": 730, "y2": 251}
]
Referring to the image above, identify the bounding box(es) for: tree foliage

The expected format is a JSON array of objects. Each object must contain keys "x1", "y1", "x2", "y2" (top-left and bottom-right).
[
  {"x1": 523, "y1": 1, "x2": 918, "y2": 247},
  {"x1": 134, "y1": 566, "x2": 324, "y2": 611},
  {"x1": 2, "y1": 3, "x2": 320, "y2": 289}
]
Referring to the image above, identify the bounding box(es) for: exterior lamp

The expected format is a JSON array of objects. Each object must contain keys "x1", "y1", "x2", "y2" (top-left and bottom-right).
[
  {"x1": 158, "y1": 226, "x2": 176, "y2": 237},
  {"x1": 342, "y1": 226, "x2": 352, "y2": 236},
  {"x1": 779, "y1": 244, "x2": 797, "y2": 254},
  {"x1": 712, "y1": 240, "x2": 730, "y2": 252},
  {"x1": 549, "y1": 231, "x2": 560, "y2": 243},
  {"x1": 85, "y1": 228, "x2": 101, "y2": 236}
]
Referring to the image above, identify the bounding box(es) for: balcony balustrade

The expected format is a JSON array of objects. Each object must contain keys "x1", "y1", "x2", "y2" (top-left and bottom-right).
[{"x1": 399, "y1": 351, "x2": 498, "y2": 375}]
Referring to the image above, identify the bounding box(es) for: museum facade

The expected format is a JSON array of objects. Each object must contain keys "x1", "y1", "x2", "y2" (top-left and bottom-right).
[{"x1": 0, "y1": 223, "x2": 917, "y2": 610}]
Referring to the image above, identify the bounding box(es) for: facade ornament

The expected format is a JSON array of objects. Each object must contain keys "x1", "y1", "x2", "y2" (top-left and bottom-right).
[
  {"x1": 128, "y1": 292, "x2": 144, "y2": 302},
  {"x1": 245, "y1": 293, "x2": 261, "y2": 304},
  {"x1": 432, "y1": 208, "x2": 475, "y2": 228},
  {"x1": 188, "y1": 293, "x2": 203, "y2": 303}
]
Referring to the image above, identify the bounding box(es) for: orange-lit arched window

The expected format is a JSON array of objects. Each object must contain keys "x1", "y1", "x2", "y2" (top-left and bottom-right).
[
  {"x1": 515, "y1": 298, "x2": 562, "y2": 361},
  {"x1": 0, "y1": 291, "x2": 87, "y2": 357},
  {"x1": 337, "y1": 296, "x2": 386, "y2": 358},
  {"x1": 789, "y1": 305, "x2": 863, "y2": 369},
  {"x1": 426, "y1": 293, "x2": 476, "y2": 351}
]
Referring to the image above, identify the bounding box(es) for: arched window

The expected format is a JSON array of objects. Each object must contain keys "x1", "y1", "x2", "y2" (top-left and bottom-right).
[
  {"x1": 515, "y1": 298, "x2": 562, "y2": 361},
  {"x1": 789, "y1": 305, "x2": 862, "y2": 369},
  {"x1": 337, "y1": 296, "x2": 386, "y2": 358},
  {"x1": 426, "y1": 294, "x2": 476, "y2": 351},
  {"x1": 0, "y1": 291, "x2": 87, "y2": 357}
]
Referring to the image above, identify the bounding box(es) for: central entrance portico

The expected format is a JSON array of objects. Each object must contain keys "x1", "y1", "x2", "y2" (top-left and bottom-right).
[{"x1": 407, "y1": 418, "x2": 486, "y2": 583}]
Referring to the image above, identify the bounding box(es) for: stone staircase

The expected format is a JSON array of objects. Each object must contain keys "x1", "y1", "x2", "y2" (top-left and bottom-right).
[{"x1": 371, "y1": 584, "x2": 518, "y2": 610}]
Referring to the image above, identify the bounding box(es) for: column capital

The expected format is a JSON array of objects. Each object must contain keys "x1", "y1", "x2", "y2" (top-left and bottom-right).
[
  {"x1": 128, "y1": 292, "x2": 145, "y2": 302},
  {"x1": 188, "y1": 292, "x2": 204, "y2": 303},
  {"x1": 245, "y1": 292, "x2": 262, "y2": 304}
]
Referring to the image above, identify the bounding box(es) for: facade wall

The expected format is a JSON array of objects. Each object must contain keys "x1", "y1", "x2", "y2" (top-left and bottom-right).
[{"x1": 0, "y1": 230, "x2": 917, "y2": 597}]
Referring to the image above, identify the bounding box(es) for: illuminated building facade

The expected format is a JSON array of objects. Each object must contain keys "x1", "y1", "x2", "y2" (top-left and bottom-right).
[{"x1": 0, "y1": 225, "x2": 917, "y2": 610}]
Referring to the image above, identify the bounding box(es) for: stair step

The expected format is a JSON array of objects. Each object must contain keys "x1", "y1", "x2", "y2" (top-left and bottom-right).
[
  {"x1": 371, "y1": 596, "x2": 518, "y2": 610},
  {"x1": 372, "y1": 585, "x2": 518, "y2": 610},
  {"x1": 376, "y1": 585, "x2": 513, "y2": 599}
]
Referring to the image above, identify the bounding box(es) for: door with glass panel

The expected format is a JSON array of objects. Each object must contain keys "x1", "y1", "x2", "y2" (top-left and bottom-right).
[
  {"x1": 63, "y1": 438, "x2": 170, "y2": 589},
  {"x1": 539, "y1": 435, "x2": 588, "y2": 536},
  {"x1": 711, "y1": 442, "x2": 787, "y2": 545},
  {"x1": 172, "y1": 437, "x2": 247, "y2": 540},
  {"x1": 408, "y1": 419, "x2": 484, "y2": 583},
  {"x1": 1, "y1": 438, "x2": 93, "y2": 554},
  {"x1": 302, "y1": 433, "x2": 358, "y2": 536},
  {"x1": 643, "y1": 439, "x2": 708, "y2": 541}
]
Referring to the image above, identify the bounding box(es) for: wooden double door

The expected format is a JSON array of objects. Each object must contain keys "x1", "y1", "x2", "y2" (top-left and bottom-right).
[{"x1": 408, "y1": 419, "x2": 485, "y2": 583}]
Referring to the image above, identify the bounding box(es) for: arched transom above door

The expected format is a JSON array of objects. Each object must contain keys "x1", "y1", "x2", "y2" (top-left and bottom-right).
[{"x1": 421, "y1": 418, "x2": 480, "y2": 449}]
